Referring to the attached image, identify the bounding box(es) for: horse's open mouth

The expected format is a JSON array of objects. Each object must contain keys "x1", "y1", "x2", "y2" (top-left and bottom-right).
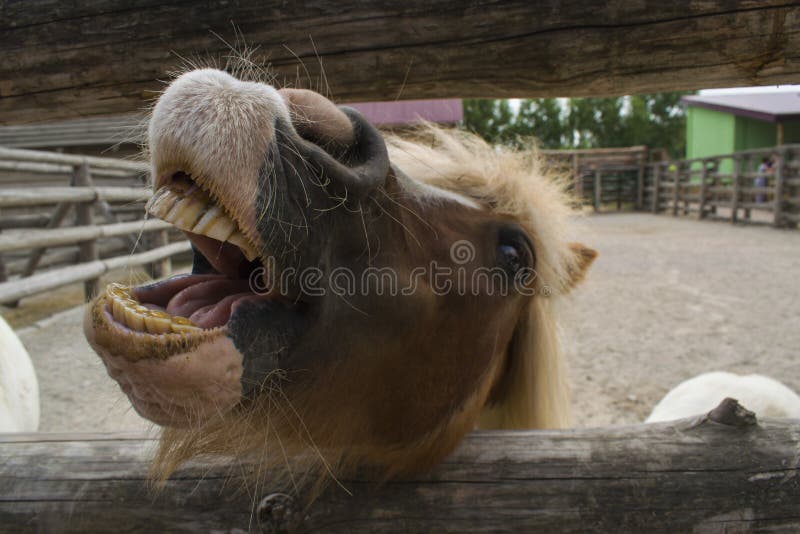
[
  {"x1": 100, "y1": 172, "x2": 286, "y2": 342},
  {"x1": 84, "y1": 170, "x2": 311, "y2": 425}
]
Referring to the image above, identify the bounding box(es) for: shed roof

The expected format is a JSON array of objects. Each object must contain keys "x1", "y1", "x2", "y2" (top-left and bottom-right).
[
  {"x1": 0, "y1": 100, "x2": 462, "y2": 149},
  {"x1": 348, "y1": 99, "x2": 463, "y2": 126},
  {"x1": 682, "y1": 93, "x2": 800, "y2": 122}
]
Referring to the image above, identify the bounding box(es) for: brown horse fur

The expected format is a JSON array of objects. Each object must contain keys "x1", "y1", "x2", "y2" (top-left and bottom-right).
[{"x1": 84, "y1": 68, "x2": 596, "y2": 496}]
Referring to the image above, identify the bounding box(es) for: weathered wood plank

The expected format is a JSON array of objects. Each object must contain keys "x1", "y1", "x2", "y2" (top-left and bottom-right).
[
  {"x1": 0, "y1": 147, "x2": 147, "y2": 172},
  {"x1": 0, "y1": 187, "x2": 148, "y2": 207},
  {"x1": 0, "y1": 241, "x2": 190, "y2": 304},
  {"x1": 7, "y1": 241, "x2": 134, "y2": 276},
  {"x1": 0, "y1": 218, "x2": 172, "y2": 253},
  {"x1": 73, "y1": 163, "x2": 100, "y2": 299},
  {"x1": 0, "y1": 161, "x2": 137, "y2": 178},
  {"x1": 0, "y1": 403, "x2": 799, "y2": 533},
  {"x1": 2, "y1": 1, "x2": 800, "y2": 123}
]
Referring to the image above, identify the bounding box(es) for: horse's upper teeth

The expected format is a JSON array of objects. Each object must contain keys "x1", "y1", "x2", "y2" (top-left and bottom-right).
[
  {"x1": 146, "y1": 184, "x2": 258, "y2": 261},
  {"x1": 105, "y1": 283, "x2": 201, "y2": 334}
]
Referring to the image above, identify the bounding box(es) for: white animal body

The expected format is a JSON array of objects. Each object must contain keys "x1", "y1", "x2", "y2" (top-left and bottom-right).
[
  {"x1": 0, "y1": 316, "x2": 39, "y2": 432},
  {"x1": 646, "y1": 371, "x2": 800, "y2": 423}
]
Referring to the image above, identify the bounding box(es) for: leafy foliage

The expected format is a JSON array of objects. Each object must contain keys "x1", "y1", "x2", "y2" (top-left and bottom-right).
[{"x1": 462, "y1": 93, "x2": 690, "y2": 157}]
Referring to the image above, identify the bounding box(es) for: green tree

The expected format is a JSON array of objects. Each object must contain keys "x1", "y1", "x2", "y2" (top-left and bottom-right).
[
  {"x1": 566, "y1": 97, "x2": 627, "y2": 148},
  {"x1": 515, "y1": 98, "x2": 566, "y2": 148},
  {"x1": 626, "y1": 92, "x2": 687, "y2": 157},
  {"x1": 462, "y1": 92, "x2": 690, "y2": 157},
  {"x1": 462, "y1": 99, "x2": 516, "y2": 145}
]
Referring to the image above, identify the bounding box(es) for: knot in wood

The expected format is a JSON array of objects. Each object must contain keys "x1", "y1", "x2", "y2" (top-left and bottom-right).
[
  {"x1": 707, "y1": 397, "x2": 757, "y2": 427},
  {"x1": 257, "y1": 493, "x2": 300, "y2": 534}
]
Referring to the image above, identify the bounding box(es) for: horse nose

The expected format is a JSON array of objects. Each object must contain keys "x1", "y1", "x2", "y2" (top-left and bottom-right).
[
  {"x1": 147, "y1": 68, "x2": 392, "y2": 268},
  {"x1": 148, "y1": 68, "x2": 289, "y2": 193}
]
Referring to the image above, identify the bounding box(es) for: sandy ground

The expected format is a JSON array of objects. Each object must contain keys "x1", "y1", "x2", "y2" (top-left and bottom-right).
[
  {"x1": 7, "y1": 213, "x2": 800, "y2": 432},
  {"x1": 564, "y1": 213, "x2": 800, "y2": 426}
]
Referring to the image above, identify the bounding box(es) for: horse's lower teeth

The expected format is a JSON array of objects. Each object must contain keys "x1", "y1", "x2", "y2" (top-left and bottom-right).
[
  {"x1": 106, "y1": 283, "x2": 201, "y2": 334},
  {"x1": 146, "y1": 183, "x2": 259, "y2": 261}
]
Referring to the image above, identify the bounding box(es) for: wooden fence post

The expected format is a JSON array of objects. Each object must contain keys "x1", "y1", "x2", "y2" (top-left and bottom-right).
[
  {"x1": 651, "y1": 164, "x2": 661, "y2": 213},
  {"x1": 682, "y1": 165, "x2": 690, "y2": 216},
  {"x1": 593, "y1": 170, "x2": 601, "y2": 212},
  {"x1": 672, "y1": 163, "x2": 680, "y2": 216},
  {"x1": 773, "y1": 149, "x2": 786, "y2": 227},
  {"x1": 743, "y1": 154, "x2": 752, "y2": 220},
  {"x1": 698, "y1": 159, "x2": 708, "y2": 219},
  {"x1": 709, "y1": 159, "x2": 719, "y2": 216},
  {"x1": 148, "y1": 230, "x2": 172, "y2": 279},
  {"x1": 731, "y1": 155, "x2": 741, "y2": 223},
  {"x1": 73, "y1": 162, "x2": 99, "y2": 300},
  {"x1": 0, "y1": 221, "x2": 19, "y2": 308},
  {"x1": 573, "y1": 153, "x2": 582, "y2": 202},
  {"x1": 635, "y1": 153, "x2": 645, "y2": 210}
]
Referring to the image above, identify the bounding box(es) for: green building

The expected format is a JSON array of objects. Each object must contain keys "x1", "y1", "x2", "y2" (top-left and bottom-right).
[{"x1": 683, "y1": 93, "x2": 800, "y2": 167}]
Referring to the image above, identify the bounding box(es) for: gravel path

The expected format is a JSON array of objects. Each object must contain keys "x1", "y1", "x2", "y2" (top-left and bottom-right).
[{"x1": 13, "y1": 213, "x2": 800, "y2": 432}]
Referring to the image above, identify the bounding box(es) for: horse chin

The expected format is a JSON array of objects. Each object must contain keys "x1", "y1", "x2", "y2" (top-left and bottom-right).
[
  {"x1": 84, "y1": 301, "x2": 242, "y2": 427},
  {"x1": 83, "y1": 271, "x2": 307, "y2": 427}
]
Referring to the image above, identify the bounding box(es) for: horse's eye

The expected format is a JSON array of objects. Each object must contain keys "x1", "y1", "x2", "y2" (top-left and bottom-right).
[
  {"x1": 497, "y1": 226, "x2": 534, "y2": 275},
  {"x1": 498, "y1": 243, "x2": 523, "y2": 273}
]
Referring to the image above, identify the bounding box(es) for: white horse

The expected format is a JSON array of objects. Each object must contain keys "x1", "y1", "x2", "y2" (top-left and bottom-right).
[
  {"x1": 647, "y1": 371, "x2": 800, "y2": 423},
  {"x1": 0, "y1": 316, "x2": 39, "y2": 432}
]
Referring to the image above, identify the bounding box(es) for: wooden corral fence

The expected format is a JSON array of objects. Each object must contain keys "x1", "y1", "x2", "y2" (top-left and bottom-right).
[
  {"x1": 1, "y1": 399, "x2": 798, "y2": 532},
  {"x1": 543, "y1": 146, "x2": 653, "y2": 212},
  {"x1": 0, "y1": 147, "x2": 190, "y2": 305},
  {"x1": 643, "y1": 145, "x2": 800, "y2": 227},
  {"x1": 556, "y1": 145, "x2": 800, "y2": 228}
]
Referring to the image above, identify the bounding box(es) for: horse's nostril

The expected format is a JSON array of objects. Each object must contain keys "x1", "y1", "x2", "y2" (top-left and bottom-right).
[{"x1": 168, "y1": 171, "x2": 195, "y2": 192}]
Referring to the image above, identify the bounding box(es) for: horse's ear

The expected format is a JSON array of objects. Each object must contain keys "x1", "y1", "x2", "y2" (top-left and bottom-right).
[{"x1": 563, "y1": 242, "x2": 597, "y2": 291}]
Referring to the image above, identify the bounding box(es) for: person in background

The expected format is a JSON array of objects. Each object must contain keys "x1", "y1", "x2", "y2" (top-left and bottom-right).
[{"x1": 754, "y1": 157, "x2": 772, "y2": 204}]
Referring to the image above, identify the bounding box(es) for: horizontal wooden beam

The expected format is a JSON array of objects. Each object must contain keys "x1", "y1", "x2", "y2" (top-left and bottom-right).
[
  {"x1": 0, "y1": 241, "x2": 190, "y2": 303},
  {"x1": 1, "y1": 400, "x2": 799, "y2": 532},
  {"x1": 0, "y1": 187, "x2": 149, "y2": 207},
  {"x1": 0, "y1": 148, "x2": 147, "y2": 172},
  {"x1": 0, "y1": 219, "x2": 171, "y2": 253},
  {"x1": 2, "y1": 1, "x2": 800, "y2": 124},
  {"x1": 0, "y1": 161, "x2": 138, "y2": 179}
]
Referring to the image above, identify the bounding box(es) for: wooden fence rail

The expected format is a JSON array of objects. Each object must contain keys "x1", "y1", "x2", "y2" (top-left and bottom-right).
[
  {"x1": 0, "y1": 242, "x2": 190, "y2": 304},
  {"x1": 4, "y1": 1, "x2": 800, "y2": 124},
  {"x1": 0, "y1": 399, "x2": 798, "y2": 533},
  {"x1": 0, "y1": 148, "x2": 188, "y2": 305},
  {"x1": 643, "y1": 145, "x2": 800, "y2": 227}
]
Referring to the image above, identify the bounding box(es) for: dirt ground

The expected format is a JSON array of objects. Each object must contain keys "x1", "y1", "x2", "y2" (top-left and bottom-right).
[{"x1": 6, "y1": 213, "x2": 800, "y2": 432}]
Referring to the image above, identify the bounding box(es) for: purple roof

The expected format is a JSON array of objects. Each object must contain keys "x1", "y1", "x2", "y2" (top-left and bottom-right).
[
  {"x1": 682, "y1": 93, "x2": 800, "y2": 122},
  {"x1": 346, "y1": 99, "x2": 463, "y2": 126}
]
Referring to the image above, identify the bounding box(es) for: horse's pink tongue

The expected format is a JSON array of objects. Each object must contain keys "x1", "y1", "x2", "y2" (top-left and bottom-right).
[
  {"x1": 166, "y1": 279, "x2": 251, "y2": 319},
  {"x1": 188, "y1": 293, "x2": 253, "y2": 328},
  {"x1": 185, "y1": 231, "x2": 247, "y2": 278}
]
